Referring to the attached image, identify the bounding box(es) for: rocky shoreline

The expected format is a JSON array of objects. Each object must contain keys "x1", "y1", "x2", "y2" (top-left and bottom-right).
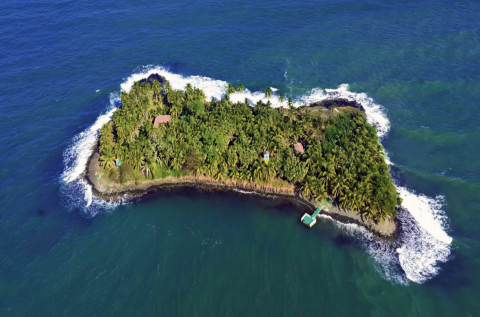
[{"x1": 85, "y1": 150, "x2": 397, "y2": 238}]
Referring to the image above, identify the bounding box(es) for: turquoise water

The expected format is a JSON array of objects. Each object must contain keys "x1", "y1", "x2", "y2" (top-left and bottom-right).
[{"x1": 1, "y1": 1, "x2": 480, "y2": 315}]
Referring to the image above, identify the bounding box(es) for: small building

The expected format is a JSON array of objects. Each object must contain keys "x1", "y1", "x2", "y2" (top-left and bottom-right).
[
  {"x1": 115, "y1": 159, "x2": 122, "y2": 168},
  {"x1": 263, "y1": 151, "x2": 270, "y2": 160},
  {"x1": 328, "y1": 195, "x2": 334, "y2": 204},
  {"x1": 293, "y1": 142, "x2": 304, "y2": 154},
  {"x1": 153, "y1": 115, "x2": 171, "y2": 127}
]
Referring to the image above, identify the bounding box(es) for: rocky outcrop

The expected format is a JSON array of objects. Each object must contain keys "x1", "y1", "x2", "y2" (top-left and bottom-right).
[
  {"x1": 308, "y1": 98, "x2": 365, "y2": 112},
  {"x1": 140, "y1": 73, "x2": 167, "y2": 85}
]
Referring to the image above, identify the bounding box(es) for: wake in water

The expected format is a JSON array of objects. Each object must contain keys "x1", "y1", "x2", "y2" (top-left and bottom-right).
[{"x1": 61, "y1": 65, "x2": 452, "y2": 283}]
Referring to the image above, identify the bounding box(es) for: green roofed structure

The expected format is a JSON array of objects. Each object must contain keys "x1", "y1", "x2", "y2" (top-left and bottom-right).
[{"x1": 301, "y1": 201, "x2": 326, "y2": 228}]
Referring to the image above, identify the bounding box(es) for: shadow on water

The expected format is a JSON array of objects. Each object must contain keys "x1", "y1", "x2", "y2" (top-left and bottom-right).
[
  {"x1": 27, "y1": 209, "x2": 46, "y2": 218},
  {"x1": 138, "y1": 186, "x2": 364, "y2": 249},
  {"x1": 139, "y1": 185, "x2": 311, "y2": 216},
  {"x1": 332, "y1": 234, "x2": 356, "y2": 247},
  {"x1": 260, "y1": 197, "x2": 312, "y2": 216}
]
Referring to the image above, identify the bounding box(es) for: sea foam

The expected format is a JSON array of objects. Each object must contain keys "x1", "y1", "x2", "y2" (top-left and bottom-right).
[
  {"x1": 61, "y1": 65, "x2": 452, "y2": 282},
  {"x1": 60, "y1": 93, "x2": 129, "y2": 216}
]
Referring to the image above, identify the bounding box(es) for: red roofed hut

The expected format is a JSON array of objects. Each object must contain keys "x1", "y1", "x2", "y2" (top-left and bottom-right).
[
  {"x1": 153, "y1": 115, "x2": 171, "y2": 127},
  {"x1": 294, "y1": 142, "x2": 304, "y2": 154}
]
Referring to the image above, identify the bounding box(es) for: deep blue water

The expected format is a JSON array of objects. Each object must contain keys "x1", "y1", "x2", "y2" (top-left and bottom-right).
[{"x1": 1, "y1": 1, "x2": 480, "y2": 315}]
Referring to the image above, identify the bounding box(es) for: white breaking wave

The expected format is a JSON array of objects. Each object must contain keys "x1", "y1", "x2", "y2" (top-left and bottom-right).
[
  {"x1": 62, "y1": 93, "x2": 118, "y2": 184},
  {"x1": 384, "y1": 151, "x2": 393, "y2": 166},
  {"x1": 397, "y1": 188, "x2": 451, "y2": 245},
  {"x1": 121, "y1": 67, "x2": 390, "y2": 138},
  {"x1": 395, "y1": 188, "x2": 452, "y2": 283},
  {"x1": 318, "y1": 214, "x2": 408, "y2": 285},
  {"x1": 60, "y1": 93, "x2": 129, "y2": 216},
  {"x1": 232, "y1": 188, "x2": 284, "y2": 200},
  {"x1": 296, "y1": 85, "x2": 391, "y2": 139},
  {"x1": 62, "y1": 65, "x2": 452, "y2": 283},
  {"x1": 121, "y1": 66, "x2": 227, "y2": 98},
  {"x1": 318, "y1": 189, "x2": 452, "y2": 285}
]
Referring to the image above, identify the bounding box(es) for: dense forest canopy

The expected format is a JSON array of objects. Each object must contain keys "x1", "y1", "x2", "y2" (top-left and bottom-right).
[{"x1": 98, "y1": 76, "x2": 402, "y2": 220}]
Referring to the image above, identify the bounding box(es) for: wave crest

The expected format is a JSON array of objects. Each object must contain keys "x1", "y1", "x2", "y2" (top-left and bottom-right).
[{"x1": 60, "y1": 93, "x2": 129, "y2": 216}]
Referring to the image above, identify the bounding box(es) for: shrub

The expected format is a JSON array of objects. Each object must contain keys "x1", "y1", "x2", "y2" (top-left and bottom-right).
[{"x1": 108, "y1": 168, "x2": 120, "y2": 183}]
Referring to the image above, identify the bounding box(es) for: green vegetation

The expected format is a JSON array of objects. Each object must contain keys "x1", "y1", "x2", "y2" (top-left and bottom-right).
[
  {"x1": 265, "y1": 86, "x2": 273, "y2": 98},
  {"x1": 98, "y1": 76, "x2": 401, "y2": 221}
]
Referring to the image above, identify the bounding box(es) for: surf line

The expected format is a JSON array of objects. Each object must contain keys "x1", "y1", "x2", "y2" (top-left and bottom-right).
[{"x1": 62, "y1": 65, "x2": 452, "y2": 284}]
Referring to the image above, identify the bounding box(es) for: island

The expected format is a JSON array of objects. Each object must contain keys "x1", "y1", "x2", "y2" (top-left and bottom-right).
[{"x1": 86, "y1": 74, "x2": 402, "y2": 237}]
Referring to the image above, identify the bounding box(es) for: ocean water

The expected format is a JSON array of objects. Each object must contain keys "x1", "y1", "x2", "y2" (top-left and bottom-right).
[{"x1": 1, "y1": 1, "x2": 480, "y2": 316}]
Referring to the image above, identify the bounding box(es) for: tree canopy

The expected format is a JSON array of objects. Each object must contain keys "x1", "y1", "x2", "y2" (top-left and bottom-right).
[{"x1": 98, "y1": 77, "x2": 401, "y2": 221}]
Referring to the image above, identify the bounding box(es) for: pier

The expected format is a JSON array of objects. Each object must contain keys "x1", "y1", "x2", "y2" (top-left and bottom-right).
[{"x1": 300, "y1": 201, "x2": 326, "y2": 228}]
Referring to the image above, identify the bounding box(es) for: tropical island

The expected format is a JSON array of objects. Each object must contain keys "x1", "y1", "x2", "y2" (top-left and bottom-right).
[{"x1": 86, "y1": 74, "x2": 402, "y2": 236}]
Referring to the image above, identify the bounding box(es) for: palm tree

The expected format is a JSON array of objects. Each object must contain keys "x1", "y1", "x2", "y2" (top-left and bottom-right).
[
  {"x1": 287, "y1": 100, "x2": 296, "y2": 123},
  {"x1": 152, "y1": 80, "x2": 163, "y2": 108},
  {"x1": 301, "y1": 177, "x2": 315, "y2": 198},
  {"x1": 132, "y1": 151, "x2": 144, "y2": 170},
  {"x1": 266, "y1": 162, "x2": 276, "y2": 181},
  {"x1": 171, "y1": 156, "x2": 182, "y2": 171},
  {"x1": 206, "y1": 162, "x2": 218, "y2": 178},
  {"x1": 185, "y1": 83, "x2": 194, "y2": 101},
  {"x1": 196, "y1": 162, "x2": 207, "y2": 176},
  {"x1": 279, "y1": 92, "x2": 284, "y2": 103},
  {"x1": 287, "y1": 97, "x2": 293, "y2": 108},
  {"x1": 143, "y1": 155, "x2": 155, "y2": 178},
  {"x1": 169, "y1": 103, "x2": 182, "y2": 118},
  {"x1": 264, "y1": 87, "x2": 272, "y2": 99},
  {"x1": 332, "y1": 176, "x2": 346, "y2": 198},
  {"x1": 100, "y1": 147, "x2": 116, "y2": 169},
  {"x1": 314, "y1": 185, "x2": 328, "y2": 202},
  {"x1": 226, "y1": 83, "x2": 236, "y2": 94},
  {"x1": 164, "y1": 81, "x2": 172, "y2": 94},
  {"x1": 241, "y1": 170, "x2": 252, "y2": 182}
]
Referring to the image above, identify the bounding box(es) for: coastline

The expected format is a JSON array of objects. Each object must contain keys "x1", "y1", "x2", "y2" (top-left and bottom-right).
[{"x1": 85, "y1": 150, "x2": 397, "y2": 238}]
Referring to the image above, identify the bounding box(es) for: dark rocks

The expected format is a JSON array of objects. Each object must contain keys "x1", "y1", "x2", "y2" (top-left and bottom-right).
[
  {"x1": 309, "y1": 98, "x2": 365, "y2": 112},
  {"x1": 140, "y1": 73, "x2": 167, "y2": 85}
]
